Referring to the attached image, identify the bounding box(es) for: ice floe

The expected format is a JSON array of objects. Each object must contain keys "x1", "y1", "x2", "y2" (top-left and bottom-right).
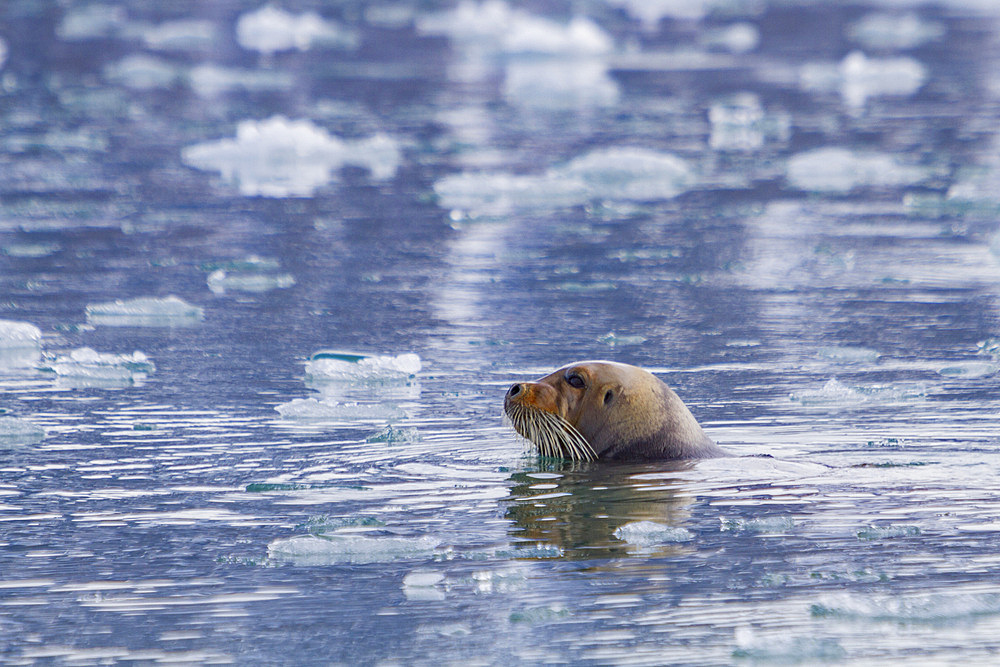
[
  {"x1": 305, "y1": 351, "x2": 422, "y2": 383},
  {"x1": 800, "y1": 51, "x2": 926, "y2": 107},
  {"x1": 236, "y1": 5, "x2": 358, "y2": 55},
  {"x1": 0, "y1": 415, "x2": 45, "y2": 446},
  {"x1": 811, "y1": 590, "x2": 1000, "y2": 623},
  {"x1": 613, "y1": 521, "x2": 695, "y2": 546},
  {"x1": 181, "y1": 116, "x2": 402, "y2": 197},
  {"x1": 40, "y1": 347, "x2": 154, "y2": 387},
  {"x1": 57, "y1": 4, "x2": 128, "y2": 40},
  {"x1": 417, "y1": 1, "x2": 612, "y2": 57},
  {"x1": 503, "y1": 60, "x2": 619, "y2": 109},
  {"x1": 702, "y1": 22, "x2": 760, "y2": 53},
  {"x1": 848, "y1": 12, "x2": 944, "y2": 51},
  {"x1": 188, "y1": 64, "x2": 294, "y2": 96},
  {"x1": 267, "y1": 534, "x2": 440, "y2": 565},
  {"x1": 207, "y1": 269, "x2": 295, "y2": 294},
  {"x1": 141, "y1": 19, "x2": 217, "y2": 51},
  {"x1": 86, "y1": 296, "x2": 204, "y2": 327},
  {"x1": 274, "y1": 398, "x2": 406, "y2": 421},
  {"x1": 708, "y1": 93, "x2": 789, "y2": 151},
  {"x1": 435, "y1": 147, "x2": 694, "y2": 217},
  {"x1": 790, "y1": 378, "x2": 927, "y2": 406},
  {"x1": 786, "y1": 147, "x2": 929, "y2": 193},
  {"x1": 103, "y1": 54, "x2": 182, "y2": 90},
  {"x1": 720, "y1": 516, "x2": 796, "y2": 534},
  {"x1": 0, "y1": 320, "x2": 42, "y2": 369}
]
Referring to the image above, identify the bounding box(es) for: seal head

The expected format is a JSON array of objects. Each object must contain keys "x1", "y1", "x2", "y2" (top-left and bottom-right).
[{"x1": 504, "y1": 360, "x2": 727, "y2": 462}]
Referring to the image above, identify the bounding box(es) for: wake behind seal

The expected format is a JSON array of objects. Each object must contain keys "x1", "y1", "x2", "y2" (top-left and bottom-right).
[{"x1": 504, "y1": 360, "x2": 728, "y2": 462}]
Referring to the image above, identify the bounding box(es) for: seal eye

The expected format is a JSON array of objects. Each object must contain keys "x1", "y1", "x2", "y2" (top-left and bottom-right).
[
  {"x1": 566, "y1": 374, "x2": 585, "y2": 389},
  {"x1": 604, "y1": 390, "x2": 613, "y2": 405}
]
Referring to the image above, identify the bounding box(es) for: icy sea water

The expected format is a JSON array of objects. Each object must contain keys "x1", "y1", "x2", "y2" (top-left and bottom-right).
[{"x1": 2, "y1": 1, "x2": 1000, "y2": 664}]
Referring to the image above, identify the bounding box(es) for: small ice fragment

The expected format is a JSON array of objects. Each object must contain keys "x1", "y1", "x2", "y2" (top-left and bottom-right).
[
  {"x1": 709, "y1": 93, "x2": 789, "y2": 151},
  {"x1": 417, "y1": 2, "x2": 612, "y2": 56},
  {"x1": 816, "y1": 346, "x2": 881, "y2": 363},
  {"x1": 142, "y1": 19, "x2": 217, "y2": 51},
  {"x1": 434, "y1": 147, "x2": 694, "y2": 217},
  {"x1": 366, "y1": 425, "x2": 421, "y2": 444},
  {"x1": 207, "y1": 269, "x2": 295, "y2": 294},
  {"x1": 504, "y1": 60, "x2": 620, "y2": 109},
  {"x1": 597, "y1": 332, "x2": 647, "y2": 346},
  {"x1": 3, "y1": 242, "x2": 60, "y2": 258},
  {"x1": 720, "y1": 516, "x2": 796, "y2": 534},
  {"x1": 733, "y1": 626, "x2": 846, "y2": 663},
  {"x1": 0, "y1": 320, "x2": 42, "y2": 369},
  {"x1": 0, "y1": 37, "x2": 7, "y2": 70},
  {"x1": 856, "y1": 524, "x2": 920, "y2": 540},
  {"x1": 800, "y1": 51, "x2": 926, "y2": 107},
  {"x1": 181, "y1": 116, "x2": 401, "y2": 197},
  {"x1": 936, "y1": 361, "x2": 996, "y2": 378},
  {"x1": 848, "y1": 12, "x2": 944, "y2": 51},
  {"x1": 786, "y1": 147, "x2": 928, "y2": 193},
  {"x1": 56, "y1": 4, "x2": 128, "y2": 40},
  {"x1": 103, "y1": 54, "x2": 181, "y2": 90},
  {"x1": 702, "y1": 22, "x2": 760, "y2": 53},
  {"x1": 0, "y1": 416, "x2": 45, "y2": 446},
  {"x1": 790, "y1": 378, "x2": 926, "y2": 406},
  {"x1": 306, "y1": 351, "x2": 422, "y2": 382},
  {"x1": 613, "y1": 521, "x2": 695, "y2": 546},
  {"x1": 42, "y1": 347, "x2": 154, "y2": 384},
  {"x1": 275, "y1": 398, "x2": 405, "y2": 421},
  {"x1": 188, "y1": 64, "x2": 294, "y2": 96},
  {"x1": 85, "y1": 296, "x2": 204, "y2": 327},
  {"x1": 267, "y1": 534, "x2": 440, "y2": 565},
  {"x1": 236, "y1": 6, "x2": 358, "y2": 55},
  {"x1": 811, "y1": 591, "x2": 1000, "y2": 623}
]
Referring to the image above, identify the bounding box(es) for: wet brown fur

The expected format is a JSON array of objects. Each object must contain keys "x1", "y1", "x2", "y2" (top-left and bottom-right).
[{"x1": 504, "y1": 361, "x2": 727, "y2": 462}]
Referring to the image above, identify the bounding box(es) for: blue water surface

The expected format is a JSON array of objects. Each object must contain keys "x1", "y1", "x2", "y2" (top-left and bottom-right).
[{"x1": 2, "y1": 1, "x2": 1000, "y2": 664}]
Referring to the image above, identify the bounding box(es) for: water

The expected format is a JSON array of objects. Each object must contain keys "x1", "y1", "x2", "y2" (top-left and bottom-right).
[{"x1": 2, "y1": 1, "x2": 1000, "y2": 664}]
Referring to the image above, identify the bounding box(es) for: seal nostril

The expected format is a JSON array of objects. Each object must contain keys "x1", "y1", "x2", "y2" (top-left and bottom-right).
[{"x1": 508, "y1": 383, "x2": 521, "y2": 397}]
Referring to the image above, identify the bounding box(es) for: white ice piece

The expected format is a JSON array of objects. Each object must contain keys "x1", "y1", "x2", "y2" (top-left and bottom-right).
[
  {"x1": 103, "y1": 54, "x2": 182, "y2": 90},
  {"x1": 613, "y1": 521, "x2": 695, "y2": 546},
  {"x1": 503, "y1": 60, "x2": 620, "y2": 109},
  {"x1": 56, "y1": 4, "x2": 128, "y2": 40},
  {"x1": 848, "y1": 12, "x2": 944, "y2": 51},
  {"x1": 188, "y1": 64, "x2": 294, "y2": 96},
  {"x1": 786, "y1": 147, "x2": 928, "y2": 193},
  {"x1": 142, "y1": 19, "x2": 217, "y2": 51},
  {"x1": 207, "y1": 269, "x2": 295, "y2": 294},
  {"x1": 236, "y1": 5, "x2": 358, "y2": 55},
  {"x1": 86, "y1": 296, "x2": 204, "y2": 327},
  {"x1": 275, "y1": 398, "x2": 406, "y2": 421},
  {"x1": 44, "y1": 347, "x2": 155, "y2": 384},
  {"x1": 267, "y1": 534, "x2": 440, "y2": 565},
  {"x1": 417, "y1": 1, "x2": 612, "y2": 56},
  {"x1": 181, "y1": 116, "x2": 402, "y2": 197},
  {"x1": 435, "y1": 147, "x2": 694, "y2": 216},
  {"x1": 0, "y1": 320, "x2": 42, "y2": 369},
  {"x1": 305, "y1": 351, "x2": 422, "y2": 382},
  {"x1": 0, "y1": 415, "x2": 45, "y2": 445},
  {"x1": 800, "y1": 51, "x2": 926, "y2": 107}
]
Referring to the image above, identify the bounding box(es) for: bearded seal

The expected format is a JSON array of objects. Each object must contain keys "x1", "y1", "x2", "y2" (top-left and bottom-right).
[{"x1": 504, "y1": 360, "x2": 728, "y2": 462}]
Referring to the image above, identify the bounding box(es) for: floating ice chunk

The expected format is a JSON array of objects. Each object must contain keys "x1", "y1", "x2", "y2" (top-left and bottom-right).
[
  {"x1": 815, "y1": 346, "x2": 881, "y2": 363},
  {"x1": 366, "y1": 425, "x2": 421, "y2": 444},
  {"x1": 86, "y1": 296, "x2": 204, "y2": 327},
  {"x1": 811, "y1": 591, "x2": 1000, "y2": 623},
  {"x1": 720, "y1": 516, "x2": 796, "y2": 534},
  {"x1": 275, "y1": 398, "x2": 405, "y2": 421},
  {"x1": 790, "y1": 378, "x2": 926, "y2": 406},
  {"x1": 181, "y1": 116, "x2": 402, "y2": 197},
  {"x1": 848, "y1": 13, "x2": 944, "y2": 51},
  {"x1": 3, "y1": 242, "x2": 60, "y2": 258},
  {"x1": 504, "y1": 60, "x2": 619, "y2": 109},
  {"x1": 103, "y1": 54, "x2": 182, "y2": 90},
  {"x1": 0, "y1": 320, "x2": 42, "y2": 369},
  {"x1": 189, "y1": 64, "x2": 294, "y2": 96},
  {"x1": 57, "y1": 4, "x2": 128, "y2": 40},
  {"x1": 786, "y1": 147, "x2": 928, "y2": 193},
  {"x1": 613, "y1": 521, "x2": 695, "y2": 546},
  {"x1": 709, "y1": 93, "x2": 789, "y2": 151},
  {"x1": 435, "y1": 147, "x2": 694, "y2": 217},
  {"x1": 800, "y1": 51, "x2": 926, "y2": 107},
  {"x1": 0, "y1": 37, "x2": 6, "y2": 70},
  {"x1": 702, "y1": 22, "x2": 760, "y2": 53},
  {"x1": 0, "y1": 416, "x2": 45, "y2": 446},
  {"x1": 597, "y1": 332, "x2": 647, "y2": 347},
  {"x1": 733, "y1": 627, "x2": 846, "y2": 663},
  {"x1": 402, "y1": 570, "x2": 446, "y2": 601},
  {"x1": 142, "y1": 19, "x2": 217, "y2": 51},
  {"x1": 41, "y1": 347, "x2": 154, "y2": 386},
  {"x1": 856, "y1": 524, "x2": 920, "y2": 540},
  {"x1": 936, "y1": 361, "x2": 996, "y2": 378},
  {"x1": 417, "y1": 1, "x2": 612, "y2": 56},
  {"x1": 236, "y1": 5, "x2": 358, "y2": 55},
  {"x1": 207, "y1": 269, "x2": 295, "y2": 294},
  {"x1": 606, "y1": 0, "x2": 723, "y2": 27},
  {"x1": 267, "y1": 534, "x2": 440, "y2": 565},
  {"x1": 306, "y1": 351, "x2": 422, "y2": 382}
]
